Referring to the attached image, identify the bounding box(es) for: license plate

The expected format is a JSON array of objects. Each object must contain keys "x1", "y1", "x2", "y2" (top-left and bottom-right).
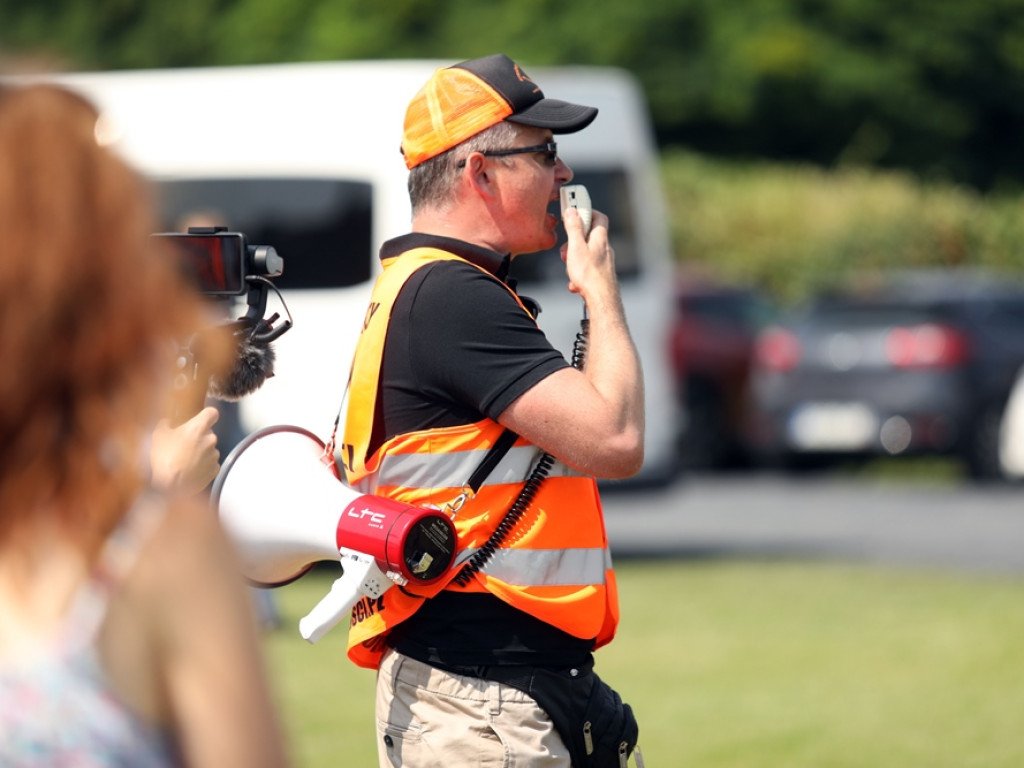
[{"x1": 787, "y1": 402, "x2": 878, "y2": 450}]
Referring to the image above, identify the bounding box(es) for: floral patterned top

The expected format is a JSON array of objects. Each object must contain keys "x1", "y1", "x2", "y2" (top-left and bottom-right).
[{"x1": 0, "y1": 501, "x2": 180, "y2": 766}]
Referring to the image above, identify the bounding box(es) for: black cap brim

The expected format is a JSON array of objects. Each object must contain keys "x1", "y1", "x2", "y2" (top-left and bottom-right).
[{"x1": 507, "y1": 99, "x2": 598, "y2": 134}]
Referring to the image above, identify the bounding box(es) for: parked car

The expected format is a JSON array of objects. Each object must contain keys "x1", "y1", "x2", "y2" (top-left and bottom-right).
[
  {"x1": 743, "y1": 269, "x2": 1024, "y2": 480},
  {"x1": 671, "y1": 277, "x2": 774, "y2": 469}
]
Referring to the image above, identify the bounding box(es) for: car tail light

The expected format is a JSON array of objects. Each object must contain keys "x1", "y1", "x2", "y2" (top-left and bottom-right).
[
  {"x1": 884, "y1": 324, "x2": 969, "y2": 368},
  {"x1": 755, "y1": 327, "x2": 801, "y2": 371}
]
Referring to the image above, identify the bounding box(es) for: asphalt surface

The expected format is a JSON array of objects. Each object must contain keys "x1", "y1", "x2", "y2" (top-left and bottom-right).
[{"x1": 601, "y1": 471, "x2": 1024, "y2": 577}]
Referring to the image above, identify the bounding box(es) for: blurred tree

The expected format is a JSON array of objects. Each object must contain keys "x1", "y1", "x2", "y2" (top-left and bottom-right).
[{"x1": 672, "y1": 0, "x2": 1024, "y2": 190}]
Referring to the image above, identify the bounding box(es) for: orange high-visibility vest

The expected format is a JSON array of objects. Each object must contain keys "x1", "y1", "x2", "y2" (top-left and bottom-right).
[{"x1": 340, "y1": 247, "x2": 619, "y2": 670}]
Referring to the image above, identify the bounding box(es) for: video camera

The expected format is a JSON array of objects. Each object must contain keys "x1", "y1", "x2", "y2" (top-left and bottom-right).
[
  {"x1": 153, "y1": 227, "x2": 284, "y2": 298},
  {"x1": 152, "y1": 227, "x2": 293, "y2": 424}
]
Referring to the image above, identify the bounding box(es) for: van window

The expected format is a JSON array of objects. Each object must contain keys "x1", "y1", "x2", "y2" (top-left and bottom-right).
[
  {"x1": 156, "y1": 178, "x2": 373, "y2": 289},
  {"x1": 510, "y1": 168, "x2": 639, "y2": 285}
]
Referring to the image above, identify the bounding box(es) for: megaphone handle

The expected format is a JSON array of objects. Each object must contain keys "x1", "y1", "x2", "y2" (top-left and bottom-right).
[{"x1": 298, "y1": 552, "x2": 390, "y2": 643}]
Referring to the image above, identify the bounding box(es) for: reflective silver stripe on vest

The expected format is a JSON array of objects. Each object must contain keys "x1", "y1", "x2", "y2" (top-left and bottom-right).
[
  {"x1": 454, "y1": 546, "x2": 611, "y2": 586},
  {"x1": 359, "y1": 444, "x2": 583, "y2": 493}
]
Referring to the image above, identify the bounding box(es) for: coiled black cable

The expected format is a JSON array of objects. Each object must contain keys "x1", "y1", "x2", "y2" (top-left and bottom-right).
[
  {"x1": 453, "y1": 452, "x2": 555, "y2": 586},
  {"x1": 571, "y1": 318, "x2": 589, "y2": 370},
  {"x1": 453, "y1": 308, "x2": 588, "y2": 586}
]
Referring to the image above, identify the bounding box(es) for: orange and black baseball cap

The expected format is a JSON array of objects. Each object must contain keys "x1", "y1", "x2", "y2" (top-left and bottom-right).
[{"x1": 400, "y1": 53, "x2": 598, "y2": 169}]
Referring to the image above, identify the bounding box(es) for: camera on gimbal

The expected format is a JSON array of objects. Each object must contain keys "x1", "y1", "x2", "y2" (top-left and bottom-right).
[
  {"x1": 153, "y1": 226, "x2": 284, "y2": 298},
  {"x1": 152, "y1": 226, "x2": 293, "y2": 424}
]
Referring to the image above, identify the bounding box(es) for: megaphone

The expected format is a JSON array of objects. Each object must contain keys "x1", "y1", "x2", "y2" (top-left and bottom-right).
[{"x1": 211, "y1": 425, "x2": 457, "y2": 642}]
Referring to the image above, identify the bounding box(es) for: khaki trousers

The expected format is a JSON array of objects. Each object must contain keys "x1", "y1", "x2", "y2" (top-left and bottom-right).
[{"x1": 376, "y1": 649, "x2": 571, "y2": 767}]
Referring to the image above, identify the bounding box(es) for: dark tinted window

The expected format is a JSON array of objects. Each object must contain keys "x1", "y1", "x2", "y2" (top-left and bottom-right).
[
  {"x1": 510, "y1": 168, "x2": 637, "y2": 285},
  {"x1": 813, "y1": 304, "x2": 943, "y2": 328},
  {"x1": 156, "y1": 178, "x2": 373, "y2": 290},
  {"x1": 970, "y1": 298, "x2": 1024, "y2": 329},
  {"x1": 686, "y1": 293, "x2": 772, "y2": 329}
]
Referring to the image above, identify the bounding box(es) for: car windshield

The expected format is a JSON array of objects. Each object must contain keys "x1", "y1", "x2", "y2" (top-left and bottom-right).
[{"x1": 811, "y1": 302, "x2": 947, "y2": 328}]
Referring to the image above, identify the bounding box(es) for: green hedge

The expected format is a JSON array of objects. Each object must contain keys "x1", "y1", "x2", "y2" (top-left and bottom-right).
[{"x1": 661, "y1": 150, "x2": 1024, "y2": 305}]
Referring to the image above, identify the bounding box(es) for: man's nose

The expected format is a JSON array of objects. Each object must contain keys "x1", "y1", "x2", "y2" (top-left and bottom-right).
[{"x1": 556, "y1": 157, "x2": 573, "y2": 184}]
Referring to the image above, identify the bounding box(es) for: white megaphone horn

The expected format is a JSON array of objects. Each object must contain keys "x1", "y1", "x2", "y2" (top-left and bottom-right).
[{"x1": 210, "y1": 425, "x2": 457, "y2": 643}]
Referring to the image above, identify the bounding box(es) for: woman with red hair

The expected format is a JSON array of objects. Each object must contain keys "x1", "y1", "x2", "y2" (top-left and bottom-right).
[{"x1": 0, "y1": 82, "x2": 290, "y2": 767}]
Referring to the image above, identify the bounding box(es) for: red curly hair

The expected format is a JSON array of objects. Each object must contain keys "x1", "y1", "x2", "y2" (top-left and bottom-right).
[{"x1": 0, "y1": 83, "x2": 220, "y2": 557}]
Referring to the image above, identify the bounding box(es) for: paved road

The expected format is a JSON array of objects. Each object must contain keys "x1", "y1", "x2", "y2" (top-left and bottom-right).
[{"x1": 601, "y1": 471, "x2": 1024, "y2": 576}]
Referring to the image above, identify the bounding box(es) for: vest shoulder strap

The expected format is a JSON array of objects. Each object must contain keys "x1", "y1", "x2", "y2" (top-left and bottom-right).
[{"x1": 341, "y1": 248, "x2": 527, "y2": 478}]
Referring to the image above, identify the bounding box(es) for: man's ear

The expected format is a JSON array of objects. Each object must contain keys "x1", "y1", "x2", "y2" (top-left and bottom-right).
[{"x1": 466, "y1": 154, "x2": 497, "y2": 199}]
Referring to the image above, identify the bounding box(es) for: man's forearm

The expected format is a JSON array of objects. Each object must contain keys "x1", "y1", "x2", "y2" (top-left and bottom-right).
[{"x1": 579, "y1": 280, "x2": 645, "y2": 465}]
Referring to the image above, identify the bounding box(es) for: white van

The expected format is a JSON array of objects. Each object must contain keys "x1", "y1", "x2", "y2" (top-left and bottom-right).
[{"x1": 40, "y1": 60, "x2": 679, "y2": 484}]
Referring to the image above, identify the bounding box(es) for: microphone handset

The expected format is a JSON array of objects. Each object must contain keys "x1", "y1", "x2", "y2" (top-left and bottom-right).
[
  {"x1": 454, "y1": 185, "x2": 593, "y2": 585},
  {"x1": 152, "y1": 227, "x2": 294, "y2": 425},
  {"x1": 560, "y1": 183, "x2": 592, "y2": 236}
]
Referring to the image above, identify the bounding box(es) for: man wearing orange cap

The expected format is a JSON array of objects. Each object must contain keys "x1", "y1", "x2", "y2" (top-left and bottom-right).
[{"x1": 341, "y1": 54, "x2": 645, "y2": 767}]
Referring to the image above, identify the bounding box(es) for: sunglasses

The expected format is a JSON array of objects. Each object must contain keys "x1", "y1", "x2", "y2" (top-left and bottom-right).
[{"x1": 457, "y1": 142, "x2": 558, "y2": 168}]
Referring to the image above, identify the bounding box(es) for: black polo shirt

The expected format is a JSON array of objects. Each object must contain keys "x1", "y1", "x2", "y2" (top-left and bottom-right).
[{"x1": 375, "y1": 233, "x2": 594, "y2": 667}]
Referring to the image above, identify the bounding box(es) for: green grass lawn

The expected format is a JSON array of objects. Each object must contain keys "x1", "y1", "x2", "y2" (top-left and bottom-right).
[{"x1": 262, "y1": 559, "x2": 1024, "y2": 767}]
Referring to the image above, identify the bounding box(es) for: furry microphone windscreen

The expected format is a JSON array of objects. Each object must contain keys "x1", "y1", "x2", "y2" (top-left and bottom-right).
[{"x1": 208, "y1": 332, "x2": 276, "y2": 400}]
